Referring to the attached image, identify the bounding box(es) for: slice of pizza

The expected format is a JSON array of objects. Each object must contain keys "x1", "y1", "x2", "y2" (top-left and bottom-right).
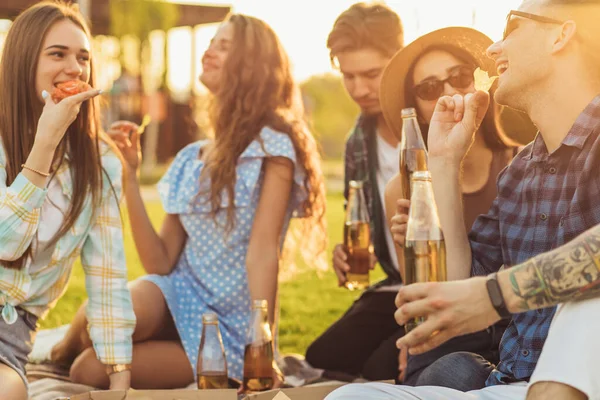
[
  {"x1": 473, "y1": 68, "x2": 498, "y2": 92},
  {"x1": 51, "y1": 80, "x2": 93, "y2": 102}
]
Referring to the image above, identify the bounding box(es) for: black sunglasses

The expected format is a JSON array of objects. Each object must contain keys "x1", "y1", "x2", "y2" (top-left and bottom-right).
[
  {"x1": 503, "y1": 10, "x2": 565, "y2": 40},
  {"x1": 413, "y1": 65, "x2": 476, "y2": 101}
]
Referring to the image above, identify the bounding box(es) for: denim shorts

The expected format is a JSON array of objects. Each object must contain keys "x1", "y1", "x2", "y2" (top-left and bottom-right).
[{"x1": 0, "y1": 306, "x2": 38, "y2": 387}]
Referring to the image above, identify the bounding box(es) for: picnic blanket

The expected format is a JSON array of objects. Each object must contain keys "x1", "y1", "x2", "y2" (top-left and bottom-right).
[
  {"x1": 26, "y1": 326, "x2": 344, "y2": 400},
  {"x1": 29, "y1": 378, "x2": 95, "y2": 400}
]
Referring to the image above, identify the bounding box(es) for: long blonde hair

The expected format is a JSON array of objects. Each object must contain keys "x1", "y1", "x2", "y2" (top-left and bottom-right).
[
  {"x1": 0, "y1": 1, "x2": 109, "y2": 269},
  {"x1": 203, "y1": 14, "x2": 327, "y2": 272}
]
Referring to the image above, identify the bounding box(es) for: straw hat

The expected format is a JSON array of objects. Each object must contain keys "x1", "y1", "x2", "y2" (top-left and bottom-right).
[{"x1": 380, "y1": 26, "x2": 537, "y2": 145}]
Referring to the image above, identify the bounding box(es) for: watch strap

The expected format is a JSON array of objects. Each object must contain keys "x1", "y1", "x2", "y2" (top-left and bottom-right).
[{"x1": 485, "y1": 272, "x2": 511, "y2": 319}]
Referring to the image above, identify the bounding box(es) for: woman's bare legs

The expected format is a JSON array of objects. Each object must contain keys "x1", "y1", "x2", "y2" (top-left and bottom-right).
[
  {"x1": 52, "y1": 279, "x2": 193, "y2": 388},
  {"x1": 0, "y1": 364, "x2": 27, "y2": 400},
  {"x1": 52, "y1": 279, "x2": 177, "y2": 363},
  {"x1": 70, "y1": 340, "x2": 194, "y2": 389}
]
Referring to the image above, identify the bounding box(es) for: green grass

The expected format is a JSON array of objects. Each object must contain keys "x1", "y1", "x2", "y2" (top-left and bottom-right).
[{"x1": 40, "y1": 189, "x2": 385, "y2": 355}]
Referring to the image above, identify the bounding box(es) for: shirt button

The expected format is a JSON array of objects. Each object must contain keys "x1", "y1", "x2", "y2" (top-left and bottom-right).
[
  {"x1": 548, "y1": 167, "x2": 557, "y2": 174},
  {"x1": 540, "y1": 213, "x2": 548, "y2": 221},
  {"x1": 522, "y1": 350, "x2": 530, "y2": 356}
]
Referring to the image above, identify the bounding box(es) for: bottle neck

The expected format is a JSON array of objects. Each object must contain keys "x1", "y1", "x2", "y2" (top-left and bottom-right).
[
  {"x1": 346, "y1": 185, "x2": 369, "y2": 223},
  {"x1": 248, "y1": 307, "x2": 272, "y2": 344},
  {"x1": 198, "y1": 321, "x2": 227, "y2": 374},
  {"x1": 201, "y1": 322, "x2": 222, "y2": 344},
  {"x1": 401, "y1": 116, "x2": 427, "y2": 150},
  {"x1": 406, "y1": 179, "x2": 443, "y2": 241}
]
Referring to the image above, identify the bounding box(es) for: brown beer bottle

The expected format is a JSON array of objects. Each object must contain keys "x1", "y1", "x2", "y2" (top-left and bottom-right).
[
  {"x1": 197, "y1": 313, "x2": 229, "y2": 389},
  {"x1": 344, "y1": 180, "x2": 372, "y2": 291},
  {"x1": 403, "y1": 171, "x2": 447, "y2": 333},
  {"x1": 242, "y1": 299, "x2": 274, "y2": 392},
  {"x1": 399, "y1": 108, "x2": 428, "y2": 200}
]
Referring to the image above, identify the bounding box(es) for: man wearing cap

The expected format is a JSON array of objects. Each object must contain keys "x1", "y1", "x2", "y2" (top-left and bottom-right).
[
  {"x1": 304, "y1": 3, "x2": 406, "y2": 381},
  {"x1": 326, "y1": 0, "x2": 600, "y2": 399}
]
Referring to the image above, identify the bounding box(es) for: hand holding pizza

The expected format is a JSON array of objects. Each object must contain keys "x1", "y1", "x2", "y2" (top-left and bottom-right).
[{"x1": 36, "y1": 80, "x2": 101, "y2": 148}]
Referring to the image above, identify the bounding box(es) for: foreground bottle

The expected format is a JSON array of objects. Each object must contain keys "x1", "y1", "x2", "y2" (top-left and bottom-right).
[
  {"x1": 343, "y1": 180, "x2": 372, "y2": 290},
  {"x1": 403, "y1": 171, "x2": 447, "y2": 333},
  {"x1": 197, "y1": 313, "x2": 229, "y2": 389},
  {"x1": 243, "y1": 299, "x2": 274, "y2": 392},
  {"x1": 399, "y1": 107, "x2": 428, "y2": 200}
]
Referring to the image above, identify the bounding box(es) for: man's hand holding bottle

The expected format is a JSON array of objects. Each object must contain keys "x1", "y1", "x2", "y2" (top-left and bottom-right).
[{"x1": 332, "y1": 244, "x2": 377, "y2": 287}]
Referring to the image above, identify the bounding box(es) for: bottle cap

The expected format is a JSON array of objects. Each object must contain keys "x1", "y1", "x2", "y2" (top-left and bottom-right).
[
  {"x1": 411, "y1": 171, "x2": 432, "y2": 181},
  {"x1": 401, "y1": 108, "x2": 417, "y2": 118},
  {"x1": 252, "y1": 299, "x2": 268, "y2": 309},
  {"x1": 202, "y1": 313, "x2": 219, "y2": 324},
  {"x1": 349, "y1": 180, "x2": 364, "y2": 189}
]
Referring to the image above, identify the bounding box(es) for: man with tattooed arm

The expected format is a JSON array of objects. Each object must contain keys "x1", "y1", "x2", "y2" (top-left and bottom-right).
[{"x1": 393, "y1": 214, "x2": 600, "y2": 398}]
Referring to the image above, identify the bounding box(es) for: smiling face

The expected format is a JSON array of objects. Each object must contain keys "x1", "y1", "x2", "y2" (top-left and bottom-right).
[
  {"x1": 486, "y1": 0, "x2": 556, "y2": 110},
  {"x1": 412, "y1": 50, "x2": 475, "y2": 123},
  {"x1": 337, "y1": 48, "x2": 390, "y2": 116},
  {"x1": 200, "y1": 22, "x2": 234, "y2": 93},
  {"x1": 35, "y1": 19, "x2": 91, "y2": 103}
]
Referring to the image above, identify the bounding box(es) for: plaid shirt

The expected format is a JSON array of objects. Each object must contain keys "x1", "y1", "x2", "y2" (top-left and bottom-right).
[
  {"x1": 344, "y1": 116, "x2": 374, "y2": 213},
  {"x1": 470, "y1": 95, "x2": 600, "y2": 385},
  {"x1": 344, "y1": 116, "x2": 401, "y2": 284},
  {"x1": 0, "y1": 142, "x2": 136, "y2": 365}
]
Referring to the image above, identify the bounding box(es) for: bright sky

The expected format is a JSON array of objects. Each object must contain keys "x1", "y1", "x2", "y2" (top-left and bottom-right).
[
  {"x1": 0, "y1": 0, "x2": 524, "y2": 95},
  {"x1": 167, "y1": 0, "x2": 523, "y2": 94}
]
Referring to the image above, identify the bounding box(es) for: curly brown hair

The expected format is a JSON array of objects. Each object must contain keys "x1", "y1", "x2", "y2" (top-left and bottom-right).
[{"x1": 202, "y1": 14, "x2": 327, "y2": 271}]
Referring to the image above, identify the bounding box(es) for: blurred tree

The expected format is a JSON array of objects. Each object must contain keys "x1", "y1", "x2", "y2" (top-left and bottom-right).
[
  {"x1": 109, "y1": 0, "x2": 179, "y2": 173},
  {"x1": 109, "y1": 0, "x2": 178, "y2": 83},
  {"x1": 109, "y1": 0, "x2": 179, "y2": 47},
  {"x1": 301, "y1": 73, "x2": 359, "y2": 160}
]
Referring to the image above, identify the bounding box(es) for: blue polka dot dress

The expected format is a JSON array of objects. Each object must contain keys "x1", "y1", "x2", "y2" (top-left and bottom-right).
[{"x1": 142, "y1": 127, "x2": 307, "y2": 380}]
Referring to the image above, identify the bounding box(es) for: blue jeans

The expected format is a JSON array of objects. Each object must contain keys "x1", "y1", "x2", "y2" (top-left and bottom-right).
[
  {"x1": 413, "y1": 352, "x2": 495, "y2": 391},
  {"x1": 403, "y1": 320, "x2": 507, "y2": 391}
]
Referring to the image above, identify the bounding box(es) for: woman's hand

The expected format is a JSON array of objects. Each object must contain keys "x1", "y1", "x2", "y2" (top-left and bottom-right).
[
  {"x1": 108, "y1": 370, "x2": 131, "y2": 391},
  {"x1": 237, "y1": 363, "x2": 284, "y2": 394},
  {"x1": 107, "y1": 121, "x2": 142, "y2": 179},
  {"x1": 272, "y1": 362, "x2": 285, "y2": 389},
  {"x1": 391, "y1": 199, "x2": 410, "y2": 247},
  {"x1": 35, "y1": 88, "x2": 102, "y2": 149}
]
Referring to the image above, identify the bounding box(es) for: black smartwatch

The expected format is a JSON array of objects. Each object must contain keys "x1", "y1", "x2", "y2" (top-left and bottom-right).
[{"x1": 486, "y1": 272, "x2": 511, "y2": 319}]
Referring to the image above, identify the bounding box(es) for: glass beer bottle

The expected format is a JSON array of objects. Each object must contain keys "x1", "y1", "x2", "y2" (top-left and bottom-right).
[
  {"x1": 243, "y1": 299, "x2": 274, "y2": 392},
  {"x1": 403, "y1": 171, "x2": 447, "y2": 333},
  {"x1": 399, "y1": 108, "x2": 428, "y2": 200},
  {"x1": 197, "y1": 313, "x2": 229, "y2": 389},
  {"x1": 344, "y1": 180, "x2": 372, "y2": 290}
]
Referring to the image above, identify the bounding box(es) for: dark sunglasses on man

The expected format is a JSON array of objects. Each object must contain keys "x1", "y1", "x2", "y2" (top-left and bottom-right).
[
  {"x1": 503, "y1": 10, "x2": 565, "y2": 40},
  {"x1": 413, "y1": 65, "x2": 476, "y2": 101}
]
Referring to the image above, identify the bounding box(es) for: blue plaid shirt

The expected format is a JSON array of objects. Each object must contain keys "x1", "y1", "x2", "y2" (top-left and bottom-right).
[{"x1": 469, "y1": 95, "x2": 600, "y2": 385}]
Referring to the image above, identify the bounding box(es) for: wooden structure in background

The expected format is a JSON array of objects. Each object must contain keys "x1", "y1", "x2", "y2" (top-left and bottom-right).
[{"x1": 0, "y1": 0, "x2": 230, "y2": 35}]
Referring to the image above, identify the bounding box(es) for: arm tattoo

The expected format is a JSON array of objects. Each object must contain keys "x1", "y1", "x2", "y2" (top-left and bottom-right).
[{"x1": 508, "y1": 226, "x2": 600, "y2": 311}]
